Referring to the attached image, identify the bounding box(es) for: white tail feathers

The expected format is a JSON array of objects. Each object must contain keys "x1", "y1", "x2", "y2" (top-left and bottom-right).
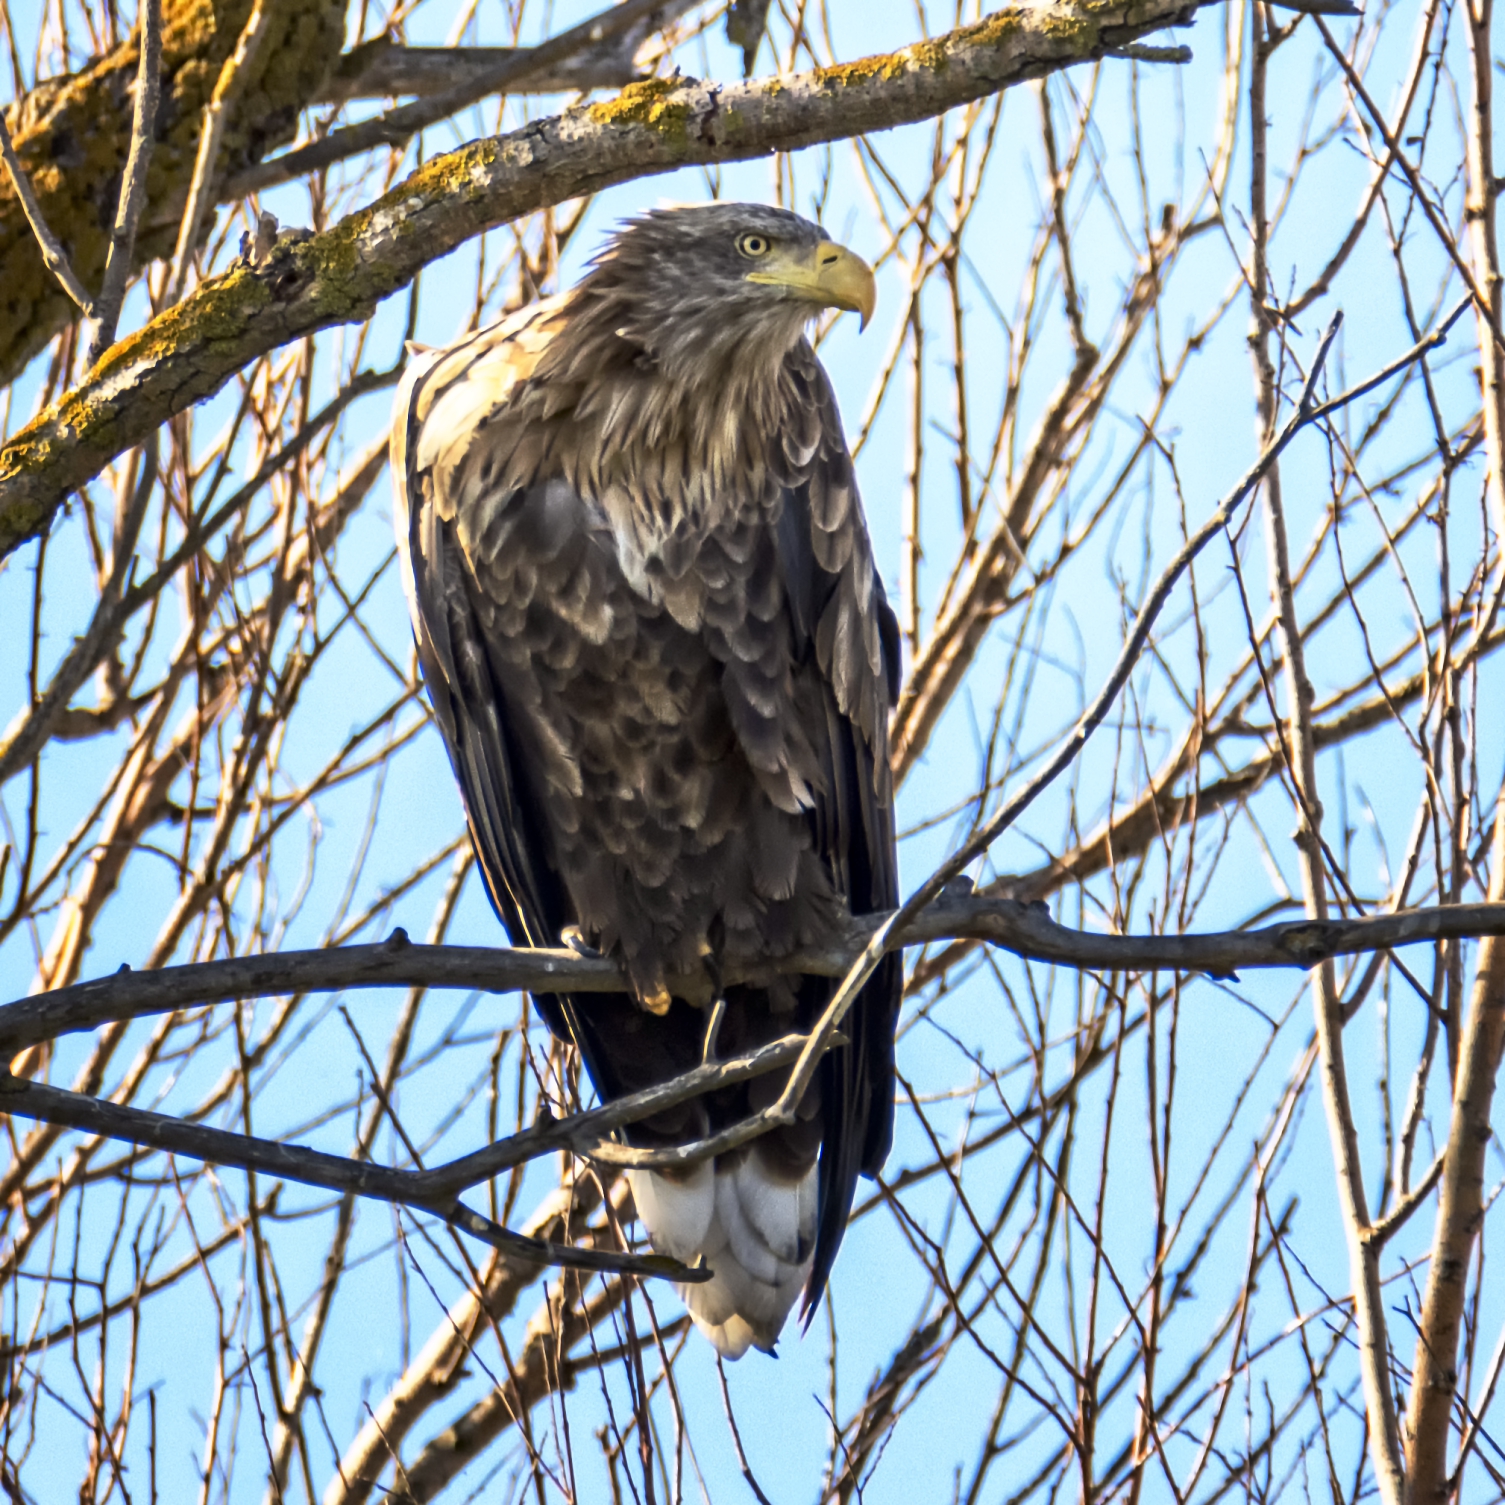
[{"x1": 629, "y1": 1153, "x2": 816, "y2": 1358}]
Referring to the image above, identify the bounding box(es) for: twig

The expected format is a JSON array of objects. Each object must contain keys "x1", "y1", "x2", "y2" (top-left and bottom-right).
[
  {"x1": 716, "y1": 1355, "x2": 776, "y2": 1504},
  {"x1": 1105, "y1": 44, "x2": 1193, "y2": 62},
  {"x1": 87, "y1": 0, "x2": 161, "y2": 363},
  {"x1": 0, "y1": 111, "x2": 94, "y2": 315},
  {"x1": 1314, "y1": 14, "x2": 1505, "y2": 355},
  {"x1": 1307, "y1": 298, "x2": 1472, "y2": 422},
  {"x1": 1452, "y1": 1307, "x2": 1505, "y2": 1491},
  {"x1": 1363, "y1": 1150, "x2": 1446, "y2": 1249},
  {"x1": 167, "y1": 0, "x2": 277, "y2": 303},
  {"x1": 0, "y1": 432, "x2": 158, "y2": 806}
]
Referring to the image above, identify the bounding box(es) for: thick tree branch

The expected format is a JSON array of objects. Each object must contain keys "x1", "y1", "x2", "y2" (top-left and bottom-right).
[
  {"x1": 7, "y1": 895, "x2": 1505, "y2": 1056},
  {"x1": 3, "y1": 887, "x2": 1500, "y2": 1286},
  {"x1": 0, "y1": 0, "x2": 1207, "y2": 561}
]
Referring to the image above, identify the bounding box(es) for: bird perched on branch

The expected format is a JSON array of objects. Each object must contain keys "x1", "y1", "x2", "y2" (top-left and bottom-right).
[{"x1": 391, "y1": 202, "x2": 901, "y2": 1358}]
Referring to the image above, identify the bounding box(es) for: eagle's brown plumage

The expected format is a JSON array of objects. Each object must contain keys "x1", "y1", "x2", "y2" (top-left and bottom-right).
[{"x1": 392, "y1": 203, "x2": 900, "y2": 1356}]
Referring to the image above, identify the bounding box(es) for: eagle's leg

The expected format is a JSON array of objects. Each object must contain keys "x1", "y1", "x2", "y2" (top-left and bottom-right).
[
  {"x1": 700, "y1": 995, "x2": 727, "y2": 1065},
  {"x1": 699, "y1": 952, "x2": 727, "y2": 1064}
]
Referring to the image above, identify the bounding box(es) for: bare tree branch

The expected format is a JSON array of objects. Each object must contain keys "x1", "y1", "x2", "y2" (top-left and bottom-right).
[
  {"x1": 165, "y1": 0, "x2": 280, "y2": 304},
  {"x1": 0, "y1": 1073, "x2": 710, "y2": 1282},
  {"x1": 316, "y1": 35, "x2": 674, "y2": 106},
  {"x1": 1406, "y1": 0, "x2": 1505, "y2": 1480},
  {"x1": 10, "y1": 893, "x2": 1505, "y2": 1059}
]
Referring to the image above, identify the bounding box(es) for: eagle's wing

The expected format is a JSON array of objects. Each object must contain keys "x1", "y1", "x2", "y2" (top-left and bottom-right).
[
  {"x1": 393, "y1": 305, "x2": 733, "y2": 1108},
  {"x1": 772, "y1": 343, "x2": 902, "y2": 1317},
  {"x1": 391, "y1": 308, "x2": 581, "y2": 1047}
]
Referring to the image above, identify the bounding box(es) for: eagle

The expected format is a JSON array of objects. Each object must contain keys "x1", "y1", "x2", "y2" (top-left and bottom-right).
[{"x1": 391, "y1": 202, "x2": 901, "y2": 1358}]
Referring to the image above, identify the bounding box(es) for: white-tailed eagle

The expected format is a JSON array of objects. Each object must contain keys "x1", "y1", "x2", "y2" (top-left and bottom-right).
[{"x1": 392, "y1": 203, "x2": 901, "y2": 1358}]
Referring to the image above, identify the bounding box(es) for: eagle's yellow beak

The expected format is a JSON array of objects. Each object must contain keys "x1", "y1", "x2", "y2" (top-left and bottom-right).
[{"x1": 746, "y1": 240, "x2": 877, "y2": 330}]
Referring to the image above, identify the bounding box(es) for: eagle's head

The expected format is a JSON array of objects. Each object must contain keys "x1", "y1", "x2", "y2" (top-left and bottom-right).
[{"x1": 570, "y1": 203, "x2": 876, "y2": 385}]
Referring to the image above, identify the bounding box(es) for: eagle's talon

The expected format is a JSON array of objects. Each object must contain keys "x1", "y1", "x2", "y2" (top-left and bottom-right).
[
  {"x1": 560, "y1": 925, "x2": 602, "y2": 959},
  {"x1": 641, "y1": 984, "x2": 673, "y2": 1017}
]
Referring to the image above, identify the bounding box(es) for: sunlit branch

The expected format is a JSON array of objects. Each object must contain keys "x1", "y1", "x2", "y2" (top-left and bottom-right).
[
  {"x1": 0, "y1": 111, "x2": 95, "y2": 316},
  {"x1": 86, "y1": 0, "x2": 161, "y2": 362}
]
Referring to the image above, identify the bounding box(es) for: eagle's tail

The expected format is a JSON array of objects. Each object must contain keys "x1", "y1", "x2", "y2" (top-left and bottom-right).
[{"x1": 629, "y1": 1151, "x2": 816, "y2": 1359}]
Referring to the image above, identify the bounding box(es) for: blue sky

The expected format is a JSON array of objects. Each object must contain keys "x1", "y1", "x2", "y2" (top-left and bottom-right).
[{"x1": 2, "y1": 0, "x2": 1503, "y2": 1496}]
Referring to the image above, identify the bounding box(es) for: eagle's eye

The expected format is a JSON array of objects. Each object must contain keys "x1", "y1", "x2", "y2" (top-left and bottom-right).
[{"x1": 737, "y1": 233, "x2": 772, "y2": 258}]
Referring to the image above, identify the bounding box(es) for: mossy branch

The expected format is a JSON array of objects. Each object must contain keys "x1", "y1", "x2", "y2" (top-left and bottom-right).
[
  {"x1": 0, "y1": 0, "x2": 1204, "y2": 562},
  {"x1": 0, "y1": 0, "x2": 345, "y2": 386}
]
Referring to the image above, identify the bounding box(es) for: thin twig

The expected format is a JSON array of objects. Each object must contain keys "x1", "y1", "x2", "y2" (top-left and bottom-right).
[
  {"x1": 0, "y1": 111, "x2": 94, "y2": 314},
  {"x1": 87, "y1": 0, "x2": 161, "y2": 363},
  {"x1": 1364, "y1": 1150, "x2": 1446, "y2": 1249},
  {"x1": 716, "y1": 1356, "x2": 776, "y2": 1504},
  {"x1": 1104, "y1": 44, "x2": 1193, "y2": 62},
  {"x1": 167, "y1": 0, "x2": 277, "y2": 303}
]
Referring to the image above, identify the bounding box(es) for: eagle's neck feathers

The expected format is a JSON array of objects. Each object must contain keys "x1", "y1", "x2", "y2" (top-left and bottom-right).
[
  {"x1": 486, "y1": 285, "x2": 818, "y2": 563},
  {"x1": 585, "y1": 264, "x2": 805, "y2": 416}
]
